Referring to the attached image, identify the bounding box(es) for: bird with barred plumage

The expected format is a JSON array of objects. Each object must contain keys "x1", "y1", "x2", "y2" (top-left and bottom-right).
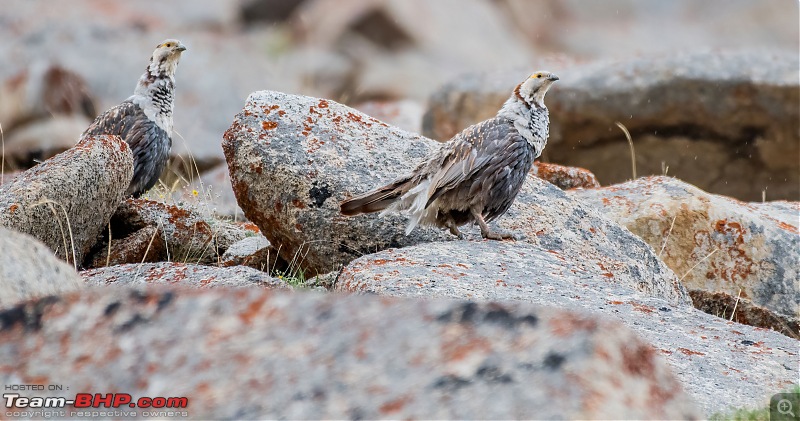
[
  {"x1": 81, "y1": 39, "x2": 186, "y2": 198},
  {"x1": 340, "y1": 71, "x2": 559, "y2": 240}
]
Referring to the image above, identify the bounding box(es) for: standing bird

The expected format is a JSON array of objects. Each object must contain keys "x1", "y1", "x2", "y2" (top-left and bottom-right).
[
  {"x1": 340, "y1": 71, "x2": 559, "y2": 240},
  {"x1": 81, "y1": 39, "x2": 186, "y2": 197}
]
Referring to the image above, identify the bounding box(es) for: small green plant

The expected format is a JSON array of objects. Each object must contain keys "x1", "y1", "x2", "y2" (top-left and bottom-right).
[{"x1": 275, "y1": 268, "x2": 306, "y2": 288}]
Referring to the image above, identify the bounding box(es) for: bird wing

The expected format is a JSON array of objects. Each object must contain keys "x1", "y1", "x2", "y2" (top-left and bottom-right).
[
  {"x1": 82, "y1": 100, "x2": 140, "y2": 138},
  {"x1": 82, "y1": 100, "x2": 169, "y2": 155},
  {"x1": 425, "y1": 118, "x2": 517, "y2": 207},
  {"x1": 82, "y1": 100, "x2": 171, "y2": 197}
]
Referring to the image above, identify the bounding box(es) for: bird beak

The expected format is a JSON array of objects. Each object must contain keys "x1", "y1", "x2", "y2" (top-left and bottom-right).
[
  {"x1": 548, "y1": 74, "x2": 559, "y2": 81},
  {"x1": 176, "y1": 44, "x2": 187, "y2": 52}
]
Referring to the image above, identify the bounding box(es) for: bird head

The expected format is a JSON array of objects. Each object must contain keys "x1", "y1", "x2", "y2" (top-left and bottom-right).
[
  {"x1": 148, "y1": 39, "x2": 187, "y2": 78},
  {"x1": 516, "y1": 71, "x2": 559, "y2": 108}
]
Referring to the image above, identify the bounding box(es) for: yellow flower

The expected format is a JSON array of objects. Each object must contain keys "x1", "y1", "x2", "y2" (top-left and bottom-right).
[{"x1": 192, "y1": 189, "x2": 199, "y2": 196}]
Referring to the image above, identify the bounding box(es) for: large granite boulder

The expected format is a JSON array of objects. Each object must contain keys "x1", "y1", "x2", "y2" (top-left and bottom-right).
[
  {"x1": 423, "y1": 51, "x2": 800, "y2": 201},
  {"x1": 0, "y1": 135, "x2": 133, "y2": 266},
  {"x1": 0, "y1": 287, "x2": 700, "y2": 419},
  {"x1": 223, "y1": 90, "x2": 449, "y2": 275},
  {"x1": 336, "y1": 241, "x2": 799, "y2": 415},
  {"x1": 569, "y1": 176, "x2": 799, "y2": 319}
]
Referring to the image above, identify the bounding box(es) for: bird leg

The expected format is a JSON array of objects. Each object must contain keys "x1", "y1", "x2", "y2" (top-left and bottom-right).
[
  {"x1": 443, "y1": 218, "x2": 464, "y2": 240},
  {"x1": 470, "y1": 208, "x2": 515, "y2": 241}
]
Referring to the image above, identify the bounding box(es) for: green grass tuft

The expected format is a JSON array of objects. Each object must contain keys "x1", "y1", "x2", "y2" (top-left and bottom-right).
[{"x1": 275, "y1": 268, "x2": 306, "y2": 288}]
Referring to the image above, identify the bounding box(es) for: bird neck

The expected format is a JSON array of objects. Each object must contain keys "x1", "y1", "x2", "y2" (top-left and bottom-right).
[
  {"x1": 131, "y1": 70, "x2": 175, "y2": 134},
  {"x1": 497, "y1": 95, "x2": 549, "y2": 156}
]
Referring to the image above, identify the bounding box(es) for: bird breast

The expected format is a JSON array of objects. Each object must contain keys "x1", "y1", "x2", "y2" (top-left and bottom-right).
[{"x1": 131, "y1": 78, "x2": 175, "y2": 134}]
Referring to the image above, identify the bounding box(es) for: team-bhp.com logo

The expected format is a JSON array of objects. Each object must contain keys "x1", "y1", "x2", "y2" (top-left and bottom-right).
[{"x1": 5, "y1": 393, "x2": 189, "y2": 409}]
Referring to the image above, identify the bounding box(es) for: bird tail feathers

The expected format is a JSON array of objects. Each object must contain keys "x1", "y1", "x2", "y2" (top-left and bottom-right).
[
  {"x1": 341, "y1": 176, "x2": 435, "y2": 236},
  {"x1": 375, "y1": 179, "x2": 431, "y2": 235},
  {"x1": 339, "y1": 176, "x2": 415, "y2": 216}
]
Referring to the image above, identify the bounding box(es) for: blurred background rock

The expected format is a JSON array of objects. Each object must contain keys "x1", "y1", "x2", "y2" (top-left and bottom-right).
[{"x1": 0, "y1": 0, "x2": 797, "y2": 207}]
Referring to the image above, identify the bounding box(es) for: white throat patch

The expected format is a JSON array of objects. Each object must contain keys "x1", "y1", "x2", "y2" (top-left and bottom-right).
[{"x1": 497, "y1": 96, "x2": 549, "y2": 157}]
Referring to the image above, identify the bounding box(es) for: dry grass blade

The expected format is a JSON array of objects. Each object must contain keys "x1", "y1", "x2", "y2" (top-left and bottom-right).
[
  {"x1": 133, "y1": 224, "x2": 161, "y2": 283},
  {"x1": 679, "y1": 247, "x2": 719, "y2": 283},
  {"x1": 615, "y1": 121, "x2": 636, "y2": 180},
  {"x1": 659, "y1": 214, "x2": 678, "y2": 258},
  {"x1": 106, "y1": 222, "x2": 112, "y2": 267},
  {"x1": 730, "y1": 288, "x2": 742, "y2": 321}
]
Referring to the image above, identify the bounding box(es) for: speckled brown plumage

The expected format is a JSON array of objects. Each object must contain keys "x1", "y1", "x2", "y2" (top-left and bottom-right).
[{"x1": 341, "y1": 71, "x2": 559, "y2": 240}]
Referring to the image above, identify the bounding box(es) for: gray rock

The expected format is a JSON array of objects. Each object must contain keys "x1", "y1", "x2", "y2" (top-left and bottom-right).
[
  {"x1": 336, "y1": 241, "x2": 799, "y2": 416},
  {"x1": 499, "y1": 176, "x2": 689, "y2": 305},
  {"x1": 337, "y1": 239, "x2": 686, "y2": 304},
  {"x1": 0, "y1": 135, "x2": 133, "y2": 266},
  {"x1": 220, "y1": 235, "x2": 287, "y2": 273},
  {"x1": 1, "y1": 1, "x2": 795, "y2": 179},
  {"x1": 568, "y1": 176, "x2": 799, "y2": 318},
  {"x1": 81, "y1": 262, "x2": 288, "y2": 289},
  {"x1": 223, "y1": 90, "x2": 450, "y2": 275},
  {"x1": 0, "y1": 63, "x2": 96, "y2": 134},
  {"x1": 0, "y1": 227, "x2": 83, "y2": 308},
  {"x1": 0, "y1": 287, "x2": 700, "y2": 419},
  {"x1": 220, "y1": 234, "x2": 271, "y2": 259},
  {"x1": 423, "y1": 51, "x2": 800, "y2": 201},
  {"x1": 86, "y1": 198, "x2": 251, "y2": 268}
]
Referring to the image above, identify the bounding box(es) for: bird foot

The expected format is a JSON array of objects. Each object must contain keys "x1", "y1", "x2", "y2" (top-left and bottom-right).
[
  {"x1": 448, "y1": 225, "x2": 465, "y2": 240},
  {"x1": 481, "y1": 229, "x2": 516, "y2": 241}
]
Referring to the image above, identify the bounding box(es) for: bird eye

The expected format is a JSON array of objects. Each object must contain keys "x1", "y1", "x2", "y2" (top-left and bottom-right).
[{"x1": 536, "y1": 74, "x2": 542, "y2": 78}]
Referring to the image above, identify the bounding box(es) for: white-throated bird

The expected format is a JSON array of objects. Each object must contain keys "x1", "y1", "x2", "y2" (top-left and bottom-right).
[
  {"x1": 82, "y1": 39, "x2": 186, "y2": 197},
  {"x1": 341, "y1": 71, "x2": 559, "y2": 240}
]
